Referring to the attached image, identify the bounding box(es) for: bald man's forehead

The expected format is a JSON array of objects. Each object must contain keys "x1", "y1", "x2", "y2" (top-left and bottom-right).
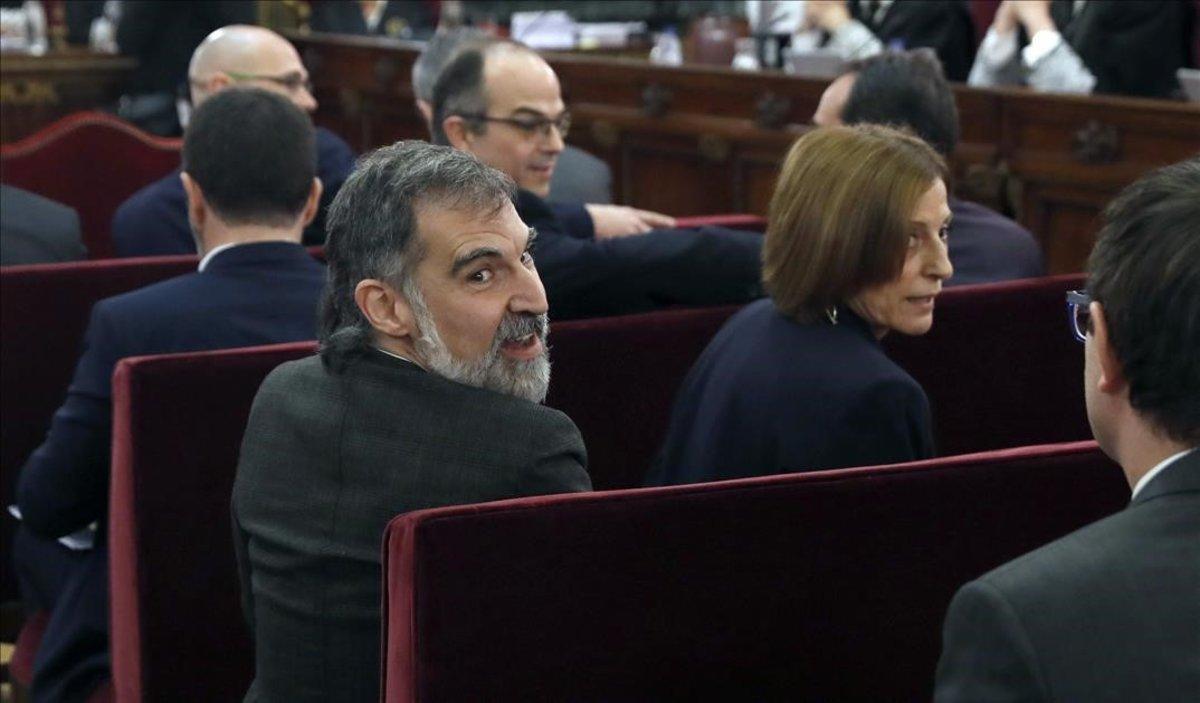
[
  {"x1": 481, "y1": 48, "x2": 562, "y2": 110},
  {"x1": 191, "y1": 25, "x2": 306, "y2": 77}
]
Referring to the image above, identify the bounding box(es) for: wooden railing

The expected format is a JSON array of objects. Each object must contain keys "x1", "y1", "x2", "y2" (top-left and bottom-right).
[{"x1": 303, "y1": 33, "x2": 1200, "y2": 273}]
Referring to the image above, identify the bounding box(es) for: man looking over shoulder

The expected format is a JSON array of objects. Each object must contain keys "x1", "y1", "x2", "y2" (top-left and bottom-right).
[
  {"x1": 934, "y1": 157, "x2": 1200, "y2": 701},
  {"x1": 412, "y1": 27, "x2": 614, "y2": 205},
  {"x1": 112, "y1": 24, "x2": 356, "y2": 256},
  {"x1": 813, "y1": 49, "x2": 1044, "y2": 286},
  {"x1": 432, "y1": 40, "x2": 764, "y2": 320},
  {"x1": 13, "y1": 88, "x2": 327, "y2": 703},
  {"x1": 232, "y1": 141, "x2": 591, "y2": 703}
]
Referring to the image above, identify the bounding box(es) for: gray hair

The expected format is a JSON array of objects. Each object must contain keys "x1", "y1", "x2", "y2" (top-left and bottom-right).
[
  {"x1": 411, "y1": 26, "x2": 487, "y2": 103},
  {"x1": 318, "y1": 140, "x2": 516, "y2": 370}
]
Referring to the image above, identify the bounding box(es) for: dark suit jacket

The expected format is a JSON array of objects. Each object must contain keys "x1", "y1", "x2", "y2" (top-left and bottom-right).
[
  {"x1": 647, "y1": 299, "x2": 934, "y2": 486},
  {"x1": 0, "y1": 185, "x2": 86, "y2": 265},
  {"x1": 516, "y1": 189, "x2": 763, "y2": 320},
  {"x1": 935, "y1": 449, "x2": 1200, "y2": 702},
  {"x1": 850, "y1": 0, "x2": 976, "y2": 82},
  {"x1": 1051, "y1": 0, "x2": 1194, "y2": 98},
  {"x1": 12, "y1": 241, "x2": 324, "y2": 702},
  {"x1": 946, "y1": 197, "x2": 1043, "y2": 287},
  {"x1": 232, "y1": 350, "x2": 591, "y2": 702},
  {"x1": 111, "y1": 127, "x2": 356, "y2": 256},
  {"x1": 16, "y1": 242, "x2": 325, "y2": 538}
]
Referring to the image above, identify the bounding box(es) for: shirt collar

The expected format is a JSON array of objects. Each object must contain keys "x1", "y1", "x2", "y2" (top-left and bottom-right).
[
  {"x1": 1131, "y1": 448, "x2": 1197, "y2": 500},
  {"x1": 374, "y1": 345, "x2": 418, "y2": 366},
  {"x1": 197, "y1": 242, "x2": 240, "y2": 272}
]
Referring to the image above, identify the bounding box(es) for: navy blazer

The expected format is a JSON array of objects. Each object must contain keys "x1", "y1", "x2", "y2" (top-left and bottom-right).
[
  {"x1": 111, "y1": 127, "x2": 356, "y2": 256},
  {"x1": 946, "y1": 198, "x2": 1044, "y2": 287},
  {"x1": 516, "y1": 190, "x2": 763, "y2": 320},
  {"x1": 647, "y1": 299, "x2": 934, "y2": 486},
  {"x1": 16, "y1": 242, "x2": 325, "y2": 538}
]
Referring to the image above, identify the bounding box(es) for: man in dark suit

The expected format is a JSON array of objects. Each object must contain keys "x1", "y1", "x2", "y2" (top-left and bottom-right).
[
  {"x1": 111, "y1": 25, "x2": 356, "y2": 256},
  {"x1": 813, "y1": 49, "x2": 1044, "y2": 286},
  {"x1": 411, "y1": 27, "x2": 614, "y2": 205},
  {"x1": 935, "y1": 157, "x2": 1200, "y2": 701},
  {"x1": 431, "y1": 40, "x2": 764, "y2": 319},
  {"x1": 232, "y1": 141, "x2": 591, "y2": 702},
  {"x1": 804, "y1": 0, "x2": 976, "y2": 82},
  {"x1": 969, "y1": 0, "x2": 1194, "y2": 98},
  {"x1": 0, "y1": 185, "x2": 86, "y2": 265},
  {"x1": 12, "y1": 89, "x2": 327, "y2": 703}
]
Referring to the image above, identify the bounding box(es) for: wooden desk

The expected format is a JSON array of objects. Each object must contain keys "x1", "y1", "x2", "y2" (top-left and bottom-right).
[
  {"x1": 0, "y1": 49, "x2": 135, "y2": 143},
  {"x1": 289, "y1": 32, "x2": 1200, "y2": 274}
]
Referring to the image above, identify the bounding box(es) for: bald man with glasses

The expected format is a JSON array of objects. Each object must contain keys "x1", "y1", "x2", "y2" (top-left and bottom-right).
[
  {"x1": 112, "y1": 25, "x2": 356, "y2": 257},
  {"x1": 432, "y1": 40, "x2": 765, "y2": 320}
]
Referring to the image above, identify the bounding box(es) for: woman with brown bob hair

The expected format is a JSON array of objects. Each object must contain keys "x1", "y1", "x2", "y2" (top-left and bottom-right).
[{"x1": 647, "y1": 124, "x2": 953, "y2": 486}]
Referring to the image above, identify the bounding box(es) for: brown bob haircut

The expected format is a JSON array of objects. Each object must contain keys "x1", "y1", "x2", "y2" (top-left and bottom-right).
[{"x1": 763, "y1": 124, "x2": 947, "y2": 322}]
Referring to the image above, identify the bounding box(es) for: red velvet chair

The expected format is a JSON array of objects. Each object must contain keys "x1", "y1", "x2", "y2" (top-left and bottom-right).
[
  {"x1": 0, "y1": 255, "x2": 198, "y2": 604},
  {"x1": 673, "y1": 214, "x2": 767, "y2": 231},
  {"x1": 108, "y1": 343, "x2": 315, "y2": 703},
  {"x1": 381, "y1": 441, "x2": 1129, "y2": 702},
  {"x1": 0, "y1": 112, "x2": 182, "y2": 259}
]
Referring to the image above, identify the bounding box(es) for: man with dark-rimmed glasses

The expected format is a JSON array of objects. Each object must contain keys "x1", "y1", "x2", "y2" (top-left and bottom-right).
[
  {"x1": 112, "y1": 25, "x2": 356, "y2": 258},
  {"x1": 936, "y1": 156, "x2": 1200, "y2": 701},
  {"x1": 431, "y1": 39, "x2": 765, "y2": 320}
]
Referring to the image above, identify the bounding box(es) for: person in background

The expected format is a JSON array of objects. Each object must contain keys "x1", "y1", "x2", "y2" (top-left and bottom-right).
[
  {"x1": 115, "y1": 0, "x2": 255, "y2": 135},
  {"x1": 813, "y1": 49, "x2": 1044, "y2": 286},
  {"x1": 649, "y1": 124, "x2": 951, "y2": 486},
  {"x1": 968, "y1": 0, "x2": 1194, "y2": 98},
  {"x1": 0, "y1": 185, "x2": 85, "y2": 265},
  {"x1": 13, "y1": 88, "x2": 327, "y2": 703},
  {"x1": 433, "y1": 40, "x2": 764, "y2": 319},
  {"x1": 935, "y1": 156, "x2": 1199, "y2": 701},
  {"x1": 803, "y1": 0, "x2": 976, "y2": 82},
  {"x1": 412, "y1": 26, "x2": 614, "y2": 205},
  {"x1": 233, "y1": 141, "x2": 591, "y2": 703},
  {"x1": 111, "y1": 24, "x2": 356, "y2": 257},
  {"x1": 309, "y1": 0, "x2": 439, "y2": 40}
]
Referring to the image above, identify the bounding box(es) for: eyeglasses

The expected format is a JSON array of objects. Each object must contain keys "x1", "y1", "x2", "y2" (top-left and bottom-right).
[
  {"x1": 1066, "y1": 289, "x2": 1092, "y2": 342},
  {"x1": 459, "y1": 111, "x2": 572, "y2": 140},
  {"x1": 223, "y1": 70, "x2": 314, "y2": 94}
]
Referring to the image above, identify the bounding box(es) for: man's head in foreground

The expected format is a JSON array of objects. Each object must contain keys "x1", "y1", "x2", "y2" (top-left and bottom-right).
[
  {"x1": 188, "y1": 25, "x2": 317, "y2": 112},
  {"x1": 431, "y1": 40, "x2": 568, "y2": 198},
  {"x1": 319, "y1": 141, "x2": 552, "y2": 403},
  {"x1": 813, "y1": 48, "x2": 960, "y2": 157},
  {"x1": 1081, "y1": 156, "x2": 1199, "y2": 478},
  {"x1": 181, "y1": 88, "x2": 320, "y2": 254}
]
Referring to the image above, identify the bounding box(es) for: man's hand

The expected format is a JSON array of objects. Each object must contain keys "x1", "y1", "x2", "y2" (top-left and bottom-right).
[
  {"x1": 1009, "y1": 0, "x2": 1056, "y2": 35},
  {"x1": 804, "y1": 1, "x2": 853, "y2": 32},
  {"x1": 991, "y1": 1, "x2": 1020, "y2": 35},
  {"x1": 585, "y1": 204, "x2": 677, "y2": 239}
]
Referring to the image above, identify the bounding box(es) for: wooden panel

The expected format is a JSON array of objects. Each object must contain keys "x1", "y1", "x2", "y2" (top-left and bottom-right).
[
  {"x1": 287, "y1": 32, "x2": 1200, "y2": 275},
  {"x1": 0, "y1": 50, "x2": 135, "y2": 143}
]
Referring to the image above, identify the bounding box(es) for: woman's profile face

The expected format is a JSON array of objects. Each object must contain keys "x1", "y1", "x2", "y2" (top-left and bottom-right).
[{"x1": 851, "y1": 178, "x2": 954, "y2": 338}]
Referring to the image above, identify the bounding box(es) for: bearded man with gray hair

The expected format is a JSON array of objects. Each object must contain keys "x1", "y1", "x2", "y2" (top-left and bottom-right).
[{"x1": 231, "y1": 141, "x2": 591, "y2": 703}]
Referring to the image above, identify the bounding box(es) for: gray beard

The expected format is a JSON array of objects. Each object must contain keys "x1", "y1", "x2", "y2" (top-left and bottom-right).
[{"x1": 405, "y1": 281, "x2": 551, "y2": 404}]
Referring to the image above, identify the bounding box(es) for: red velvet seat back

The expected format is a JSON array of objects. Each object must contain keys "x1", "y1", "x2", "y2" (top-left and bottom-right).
[
  {"x1": 884, "y1": 273, "x2": 1089, "y2": 456},
  {"x1": 0, "y1": 255, "x2": 197, "y2": 602},
  {"x1": 108, "y1": 342, "x2": 316, "y2": 703},
  {"x1": 0, "y1": 112, "x2": 182, "y2": 259},
  {"x1": 382, "y1": 442, "x2": 1129, "y2": 702}
]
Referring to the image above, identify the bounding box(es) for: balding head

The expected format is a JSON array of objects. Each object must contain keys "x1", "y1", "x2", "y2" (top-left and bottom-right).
[{"x1": 188, "y1": 25, "x2": 316, "y2": 112}]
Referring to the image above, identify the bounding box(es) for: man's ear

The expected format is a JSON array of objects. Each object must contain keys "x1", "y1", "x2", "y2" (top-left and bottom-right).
[
  {"x1": 1091, "y1": 302, "x2": 1126, "y2": 394},
  {"x1": 353, "y1": 278, "x2": 417, "y2": 340},
  {"x1": 180, "y1": 172, "x2": 206, "y2": 235},
  {"x1": 442, "y1": 115, "x2": 473, "y2": 150},
  {"x1": 300, "y1": 177, "x2": 324, "y2": 228}
]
